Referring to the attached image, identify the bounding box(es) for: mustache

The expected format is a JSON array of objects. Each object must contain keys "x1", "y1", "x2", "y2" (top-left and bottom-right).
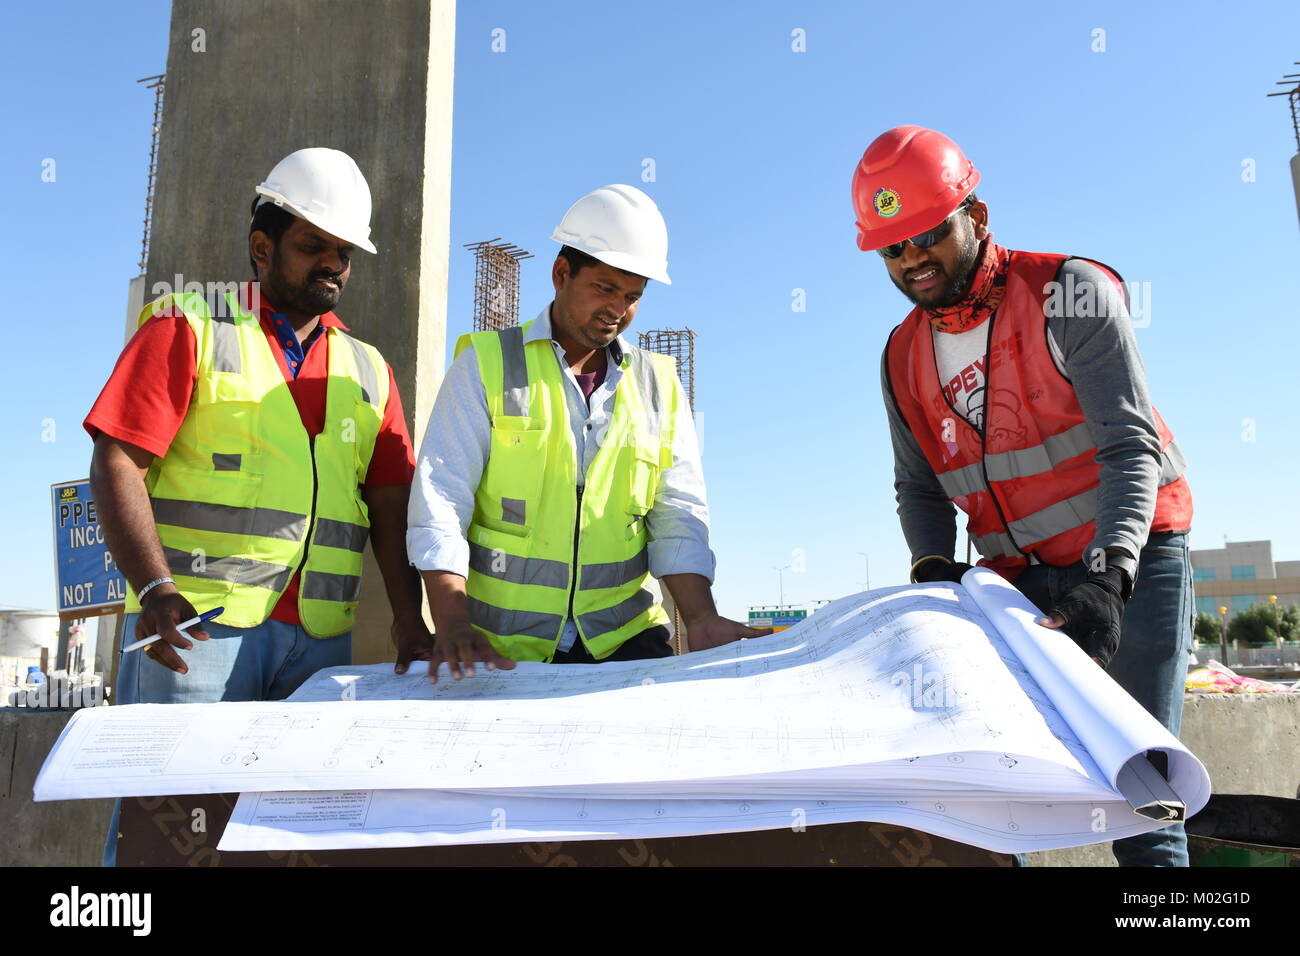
[{"x1": 309, "y1": 269, "x2": 343, "y2": 284}]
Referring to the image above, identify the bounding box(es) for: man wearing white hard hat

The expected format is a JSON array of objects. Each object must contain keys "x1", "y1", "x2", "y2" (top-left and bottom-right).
[
  {"x1": 408, "y1": 184, "x2": 764, "y2": 680},
  {"x1": 86, "y1": 148, "x2": 431, "y2": 861}
]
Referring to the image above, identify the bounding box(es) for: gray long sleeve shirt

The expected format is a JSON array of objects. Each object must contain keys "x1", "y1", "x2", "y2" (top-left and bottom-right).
[{"x1": 881, "y1": 257, "x2": 1171, "y2": 581}]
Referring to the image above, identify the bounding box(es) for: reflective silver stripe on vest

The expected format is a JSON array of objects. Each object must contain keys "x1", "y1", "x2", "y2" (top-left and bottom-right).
[
  {"x1": 163, "y1": 546, "x2": 292, "y2": 591},
  {"x1": 576, "y1": 587, "x2": 655, "y2": 638},
  {"x1": 468, "y1": 541, "x2": 569, "y2": 590},
  {"x1": 1006, "y1": 487, "x2": 1099, "y2": 545},
  {"x1": 314, "y1": 518, "x2": 369, "y2": 552},
  {"x1": 152, "y1": 497, "x2": 308, "y2": 541},
  {"x1": 984, "y1": 422, "x2": 1096, "y2": 482},
  {"x1": 936, "y1": 461, "x2": 989, "y2": 499},
  {"x1": 499, "y1": 325, "x2": 530, "y2": 417},
  {"x1": 204, "y1": 290, "x2": 225, "y2": 320},
  {"x1": 628, "y1": 349, "x2": 665, "y2": 438},
  {"x1": 207, "y1": 290, "x2": 242, "y2": 374},
  {"x1": 467, "y1": 596, "x2": 563, "y2": 642},
  {"x1": 1159, "y1": 440, "x2": 1187, "y2": 486},
  {"x1": 580, "y1": 549, "x2": 649, "y2": 590},
  {"x1": 303, "y1": 571, "x2": 362, "y2": 603},
  {"x1": 501, "y1": 497, "x2": 527, "y2": 526},
  {"x1": 212, "y1": 453, "x2": 242, "y2": 472},
  {"x1": 337, "y1": 331, "x2": 381, "y2": 407},
  {"x1": 971, "y1": 530, "x2": 1021, "y2": 560}
]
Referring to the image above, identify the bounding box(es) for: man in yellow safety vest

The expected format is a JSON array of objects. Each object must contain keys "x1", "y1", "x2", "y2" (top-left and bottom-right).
[
  {"x1": 87, "y1": 147, "x2": 431, "y2": 701},
  {"x1": 87, "y1": 148, "x2": 432, "y2": 864},
  {"x1": 407, "y1": 185, "x2": 765, "y2": 680}
]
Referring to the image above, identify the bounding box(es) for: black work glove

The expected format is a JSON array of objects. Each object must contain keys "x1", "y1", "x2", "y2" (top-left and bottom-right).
[
  {"x1": 913, "y1": 559, "x2": 974, "y2": 584},
  {"x1": 1040, "y1": 567, "x2": 1130, "y2": 668}
]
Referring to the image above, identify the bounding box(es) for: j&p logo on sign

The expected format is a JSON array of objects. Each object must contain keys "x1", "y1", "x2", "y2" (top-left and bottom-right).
[{"x1": 873, "y1": 187, "x2": 901, "y2": 219}]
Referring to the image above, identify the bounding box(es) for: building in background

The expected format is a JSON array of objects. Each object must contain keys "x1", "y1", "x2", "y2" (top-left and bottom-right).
[{"x1": 1190, "y1": 540, "x2": 1300, "y2": 616}]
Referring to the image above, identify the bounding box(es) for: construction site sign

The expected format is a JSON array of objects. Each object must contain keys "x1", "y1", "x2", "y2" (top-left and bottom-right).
[{"x1": 51, "y1": 479, "x2": 126, "y2": 620}]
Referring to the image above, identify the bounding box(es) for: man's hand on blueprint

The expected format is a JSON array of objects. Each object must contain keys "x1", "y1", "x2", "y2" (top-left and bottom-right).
[
  {"x1": 428, "y1": 620, "x2": 517, "y2": 683},
  {"x1": 391, "y1": 618, "x2": 435, "y2": 676},
  {"x1": 661, "y1": 574, "x2": 770, "y2": 651},
  {"x1": 1037, "y1": 568, "x2": 1128, "y2": 668},
  {"x1": 685, "y1": 615, "x2": 774, "y2": 652}
]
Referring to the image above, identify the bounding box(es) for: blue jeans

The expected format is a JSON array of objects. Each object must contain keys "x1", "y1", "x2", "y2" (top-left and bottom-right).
[
  {"x1": 102, "y1": 614, "x2": 351, "y2": 866},
  {"x1": 1011, "y1": 531, "x2": 1193, "y2": 866}
]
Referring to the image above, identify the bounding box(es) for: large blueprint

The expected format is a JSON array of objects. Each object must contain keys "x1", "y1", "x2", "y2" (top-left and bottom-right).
[{"x1": 35, "y1": 569, "x2": 1210, "y2": 853}]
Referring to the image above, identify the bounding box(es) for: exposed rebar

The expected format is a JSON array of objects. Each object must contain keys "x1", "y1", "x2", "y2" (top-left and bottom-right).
[
  {"x1": 136, "y1": 74, "x2": 166, "y2": 275},
  {"x1": 465, "y1": 238, "x2": 533, "y2": 331}
]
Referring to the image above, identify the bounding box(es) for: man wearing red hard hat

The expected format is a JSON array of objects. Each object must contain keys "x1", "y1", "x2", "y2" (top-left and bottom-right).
[{"x1": 857, "y1": 126, "x2": 1194, "y2": 867}]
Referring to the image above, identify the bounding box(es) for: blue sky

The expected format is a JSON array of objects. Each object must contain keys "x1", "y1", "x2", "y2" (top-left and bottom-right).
[{"x1": 4, "y1": 0, "x2": 1299, "y2": 636}]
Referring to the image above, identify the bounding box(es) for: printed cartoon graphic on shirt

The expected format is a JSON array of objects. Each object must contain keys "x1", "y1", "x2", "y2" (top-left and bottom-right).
[
  {"x1": 941, "y1": 358, "x2": 987, "y2": 432},
  {"x1": 987, "y1": 389, "x2": 1031, "y2": 450},
  {"x1": 934, "y1": 325, "x2": 1027, "y2": 436}
]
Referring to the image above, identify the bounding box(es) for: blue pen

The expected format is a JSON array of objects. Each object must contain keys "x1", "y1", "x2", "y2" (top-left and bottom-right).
[{"x1": 121, "y1": 607, "x2": 224, "y2": 654}]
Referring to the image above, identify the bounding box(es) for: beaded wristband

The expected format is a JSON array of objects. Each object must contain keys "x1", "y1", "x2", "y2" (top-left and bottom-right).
[{"x1": 136, "y1": 577, "x2": 175, "y2": 604}]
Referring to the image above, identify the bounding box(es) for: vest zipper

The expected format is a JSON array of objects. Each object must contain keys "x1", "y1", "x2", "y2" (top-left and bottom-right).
[
  {"x1": 292, "y1": 434, "x2": 321, "y2": 611},
  {"x1": 564, "y1": 484, "x2": 584, "y2": 653},
  {"x1": 976, "y1": 310, "x2": 1028, "y2": 560}
]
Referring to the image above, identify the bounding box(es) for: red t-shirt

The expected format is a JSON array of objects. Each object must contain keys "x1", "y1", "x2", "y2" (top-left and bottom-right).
[{"x1": 84, "y1": 281, "x2": 416, "y2": 625}]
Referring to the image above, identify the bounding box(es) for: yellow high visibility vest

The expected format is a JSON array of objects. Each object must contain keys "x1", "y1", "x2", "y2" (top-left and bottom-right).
[
  {"x1": 123, "y1": 286, "x2": 389, "y2": 637},
  {"x1": 455, "y1": 320, "x2": 676, "y2": 661}
]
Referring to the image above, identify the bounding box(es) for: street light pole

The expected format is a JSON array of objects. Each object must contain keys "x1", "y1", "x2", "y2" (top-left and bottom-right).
[
  {"x1": 1270, "y1": 594, "x2": 1282, "y2": 657},
  {"x1": 774, "y1": 564, "x2": 791, "y2": 607},
  {"x1": 1218, "y1": 604, "x2": 1229, "y2": 664},
  {"x1": 857, "y1": 551, "x2": 871, "y2": 591}
]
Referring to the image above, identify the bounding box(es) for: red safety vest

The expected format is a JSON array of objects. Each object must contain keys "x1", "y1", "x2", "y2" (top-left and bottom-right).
[{"x1": 885, "y1": 250, "x2": 1193, "y2": 580}]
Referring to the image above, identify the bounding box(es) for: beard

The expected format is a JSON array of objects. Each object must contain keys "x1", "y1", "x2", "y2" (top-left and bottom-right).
[
  {"x1": 267, "y1": 246, "x2": 344, "y2": 315},
  {"x1": 892, "y1": 235, "x2": 982, "y2": 310},
  {"x1": 554, "y1": 299, "x2": 621, "y2": 349}
]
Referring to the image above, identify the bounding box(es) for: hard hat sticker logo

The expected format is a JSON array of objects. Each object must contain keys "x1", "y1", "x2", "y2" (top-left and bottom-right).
[{"x1": 873, "y1": 187, "x2": 901, "y2": 219}]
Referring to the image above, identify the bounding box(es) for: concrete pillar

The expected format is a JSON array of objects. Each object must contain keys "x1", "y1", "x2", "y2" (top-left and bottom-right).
[
  {"x1": 144, "y1": 0, "x2": 455, "y2": 665},
  {"x1": 123, "y1": 274, "x2": 146, "y2": 344}
]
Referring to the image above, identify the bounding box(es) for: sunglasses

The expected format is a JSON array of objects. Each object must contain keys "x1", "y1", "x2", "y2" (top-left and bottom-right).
[{"x1": 876, "y1": 207, "x2": 968, "y2": 259}]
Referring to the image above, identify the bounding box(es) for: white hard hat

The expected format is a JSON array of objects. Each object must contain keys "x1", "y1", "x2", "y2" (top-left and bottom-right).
[
  {"x1": 254, "y1": 147, "x2": 377, "y2": 254},
  {"x1": 551, "y1": 184, "x2": 671, "y2": 284}
]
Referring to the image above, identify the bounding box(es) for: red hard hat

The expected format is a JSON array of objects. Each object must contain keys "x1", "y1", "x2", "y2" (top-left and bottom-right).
[{"x1": 852, "y1": 126, "x2": 981, "y2": 251}]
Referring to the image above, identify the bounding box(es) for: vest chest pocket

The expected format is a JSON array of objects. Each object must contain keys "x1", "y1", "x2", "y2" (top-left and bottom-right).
[
  {"x1": 194, "y1": 375, "x2": 266, "y2": 475},
  {"x1": 481, "y1": 416, "x2": 548, "y2": 535},
  {"x1": 626, "y1": 444, "x2": 661, "y2": 517}
]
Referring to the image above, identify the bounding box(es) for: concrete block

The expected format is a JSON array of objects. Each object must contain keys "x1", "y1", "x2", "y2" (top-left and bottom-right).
[
  {"x1": 11, "y1": 694, "x2": 1299, "y2": 865},
  {"x1": 0, "y1": 709, "x2": 114, "y2": 867},
  {"x1": 1029, "y1": 693, "x2": 1300, "y2": 866}
]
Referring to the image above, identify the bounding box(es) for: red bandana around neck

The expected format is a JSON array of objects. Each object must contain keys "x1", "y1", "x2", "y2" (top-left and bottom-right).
[{"x1": 925, "y1": 240, "x2": 1012, "y2": 333}]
